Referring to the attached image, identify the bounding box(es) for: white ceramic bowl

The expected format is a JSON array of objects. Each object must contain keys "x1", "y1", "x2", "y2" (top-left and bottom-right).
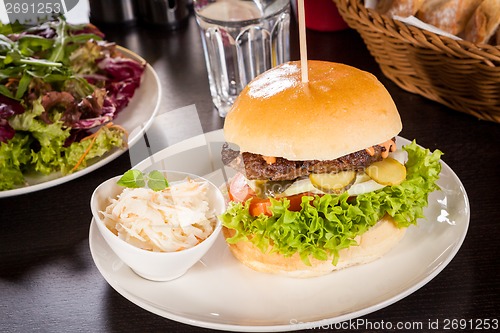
[{"x1": 90, "y1": 170, "x2": 225, "y2": 281}]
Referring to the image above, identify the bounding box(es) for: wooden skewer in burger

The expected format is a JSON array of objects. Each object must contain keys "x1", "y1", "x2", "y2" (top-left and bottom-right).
[{"x1": 219, "y1": 1, "x2": 442, "y2": 278}]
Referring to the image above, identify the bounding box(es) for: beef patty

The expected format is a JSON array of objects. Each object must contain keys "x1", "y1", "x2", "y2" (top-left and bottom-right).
[{"x1": 221, "y1": 139, "x2": 395, "y2": 181}]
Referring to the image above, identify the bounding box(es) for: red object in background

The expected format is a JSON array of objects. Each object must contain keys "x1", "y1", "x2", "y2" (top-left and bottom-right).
[{"x1": 303, "y1": 0, "x2": 349, "y2": 31}]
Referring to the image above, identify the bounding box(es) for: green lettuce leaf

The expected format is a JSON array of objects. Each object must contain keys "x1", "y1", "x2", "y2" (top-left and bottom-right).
[
  {"x1": 0, "y1": 20, "x2": 132, "y2": 191},
  {"x1": 221, "y1": 141, "x2": 443, "y2": 266},
  {"x1": 5, "y1": 98, "x2": 125, "y2": 180},
  {"x1": 62, "y1": 126, "x2": 125, "y2": 173},
  {"x1": 10, "y1": 98, "x2": 71, "y2": 174},
  {"x1": 0, "y1": 133, "x2": 32, "y2": 190}
]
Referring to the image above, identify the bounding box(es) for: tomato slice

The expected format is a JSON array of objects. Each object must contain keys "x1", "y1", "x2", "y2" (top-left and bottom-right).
[
  {"x1": 228, "y1": 173, "x2": 312, "y2": 217},
  {"x1": 249, "y1": 197, "x2": 272, "y2": 217},
  {"x1": 286, "y1": 193, "x2": 306, "y2": 212},
  {"x1": 249, "y1": 193, "x2": 306, "y2": 217}
]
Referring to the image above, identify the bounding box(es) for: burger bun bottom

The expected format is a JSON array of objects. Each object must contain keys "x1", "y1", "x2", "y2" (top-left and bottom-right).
[{"x1": 222, "y1": 215, "x2": 406, "y2": 278}]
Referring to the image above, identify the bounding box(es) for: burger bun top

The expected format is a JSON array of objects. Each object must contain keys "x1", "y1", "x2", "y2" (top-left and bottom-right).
[{"x1": 223, "y1": 61, "x2": 402, "y2": 161}]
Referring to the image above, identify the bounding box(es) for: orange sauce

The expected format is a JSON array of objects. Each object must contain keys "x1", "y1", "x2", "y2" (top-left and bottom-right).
[
  {"x1": 365, "y1": 147, "x2": 375, "y2": 156},
  {"x1": 365, "y1": 140, "x2": 396, "y2": 158},
  {"x1": 263, "y1": 156, "x2": 276, "y2": 164}
]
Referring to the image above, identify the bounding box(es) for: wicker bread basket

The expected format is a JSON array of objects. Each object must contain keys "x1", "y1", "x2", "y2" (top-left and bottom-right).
[{"x1": 333, "y1": 0, "x2": 500, "y2": 123}]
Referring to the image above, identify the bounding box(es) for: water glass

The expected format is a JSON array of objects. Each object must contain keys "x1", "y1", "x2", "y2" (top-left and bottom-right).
[{"x1": 193, "y1": 0, "x2": 290, "y2": 117}]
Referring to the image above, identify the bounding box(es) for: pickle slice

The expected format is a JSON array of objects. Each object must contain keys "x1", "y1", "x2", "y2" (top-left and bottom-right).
[
  {"x1": 309, "y1": 171, "x2": 357, "y2": 194},
  {"x1": 281, "y1": 177, "x2": 318, "y2": 197},
  {"x1": 365, "y1": 157, "x2": 407, "y2": 186},
  {"x1": 251, "y1": 179, "x2": 294, "y2": 198},
  {"x1": 355, "y1": 171, "x2": 371, "y2": 183}
]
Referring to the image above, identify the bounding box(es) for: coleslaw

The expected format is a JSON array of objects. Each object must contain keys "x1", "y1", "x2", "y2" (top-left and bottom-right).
[{"x1": 100, "y1": 178, "x2": 217, "y2": 252}]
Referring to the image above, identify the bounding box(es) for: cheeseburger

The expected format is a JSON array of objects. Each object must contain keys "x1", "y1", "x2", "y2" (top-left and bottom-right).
[{"x1": 220, "y1": 61, "x2": 442, "y2": 278}]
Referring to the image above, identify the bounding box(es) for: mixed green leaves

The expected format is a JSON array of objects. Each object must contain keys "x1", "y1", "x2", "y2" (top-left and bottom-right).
[
  {"x1": 117, "y1": 169, "x2": 169, "y2": 191},
  {"x1": 0, "y1": 20, "x2": 102, "y2": 100},
  {"x1": 0, "y1": 19, "x2": 145, "y2": 191},
  {"x1": 221, "y1": 141, "x2": 443, "y2": 266}
]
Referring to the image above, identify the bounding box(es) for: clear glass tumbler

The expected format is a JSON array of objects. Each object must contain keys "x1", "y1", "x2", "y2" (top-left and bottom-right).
[{"x1": 194, "y1": 0, "x2": 290, "y2": 117}]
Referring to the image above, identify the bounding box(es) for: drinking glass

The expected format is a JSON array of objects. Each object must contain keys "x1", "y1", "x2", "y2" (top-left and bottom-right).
[{"x1": 194, "y1": 0, "x2": 290, "y2": 117}]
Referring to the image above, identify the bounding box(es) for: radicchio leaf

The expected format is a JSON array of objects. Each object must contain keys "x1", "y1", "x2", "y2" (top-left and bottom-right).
[
  {"x1": 98, "y1": 56, "x2": 145, "y2": 82},
  {"x1": 72, "y1": 88, "x2": 115, "y2": 129},
  {"x1": 0, "y1": 95, "x2": 25, "y2": 143},
  {"x1": 71, "y1": 23, "x2": 105, "y2": 39},
  {"x1": 0, "y1": 94, "x2": 25, "y2": 118},
  {"x1": 72, "y1": 55, "x2": 146, "y2": 128},
  {"x1": 106, "y1": 78, "x2": 141, "y2": 112},
  {"x1": 98, "y1": 56, "x2": 145, "y2": 112},
  {"x1": 63, "y1": 128, "x2": 91, "y2": 147},
  {"x1": 0, "y1": 120, "x2": 16, "y2": 143}
]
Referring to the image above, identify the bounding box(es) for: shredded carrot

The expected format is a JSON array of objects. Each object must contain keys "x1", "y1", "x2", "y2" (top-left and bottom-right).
[
  {"x1": 71, "y1": 122, "x2": 128, "y2": 172},
  {"x1": 5, "y1": 78, "x2": 18, "y2": 88},
  {"x1": 71, "y1": 130, "x2": 100, "y2": 172}
]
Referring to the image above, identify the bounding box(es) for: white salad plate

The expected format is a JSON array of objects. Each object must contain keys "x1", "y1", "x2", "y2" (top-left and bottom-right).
[
  {"x1": 0, "y1": 47, "x2": 161, "y2": 198},
  {"x1": 89, "y1": 130, "x2": 469, "y2": 332}
]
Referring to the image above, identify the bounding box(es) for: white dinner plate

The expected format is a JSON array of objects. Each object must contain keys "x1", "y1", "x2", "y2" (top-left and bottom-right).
[
  {"x1": 89, "y1": 130, "x2": 469, "y2": 332},
  {"x1": 0, "y1": 47, "x2": 161, "y2": 198}
]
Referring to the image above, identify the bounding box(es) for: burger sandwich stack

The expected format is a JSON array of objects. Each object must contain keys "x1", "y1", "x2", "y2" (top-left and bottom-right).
[{"x1": 220, "y1": 61, "x2": 443, "y2": 278}]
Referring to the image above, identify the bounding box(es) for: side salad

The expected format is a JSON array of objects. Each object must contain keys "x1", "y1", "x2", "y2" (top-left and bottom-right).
[{"x1": 0, "y1": 19, "x2": 145, "y2": 191}]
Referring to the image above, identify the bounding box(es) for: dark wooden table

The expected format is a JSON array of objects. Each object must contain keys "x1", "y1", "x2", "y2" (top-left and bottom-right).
[{"x1": 1, "y1": 12, "x2": 499, "y2": 333}]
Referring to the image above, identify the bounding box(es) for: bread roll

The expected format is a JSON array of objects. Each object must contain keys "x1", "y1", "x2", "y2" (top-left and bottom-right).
[
  {"x1": 224, "y1": 61, "x2": 401, "y2": 161},
  {"x1": 416, "y1": 0, "x2": 483, "y2": 35},
  {"x1": 376, "y1": 0, "x2": 424, "y2": 17},
  {"x1": 464, "y1": 0, "x2": 500, "y2": 44}
]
